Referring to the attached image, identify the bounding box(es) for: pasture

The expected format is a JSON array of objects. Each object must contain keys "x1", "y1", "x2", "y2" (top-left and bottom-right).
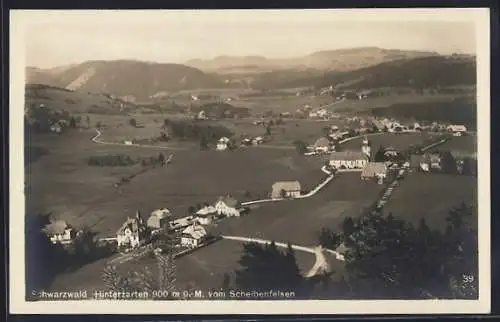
[
  {"x1": 328, "y1": 94, "x2": 462, "y2": 113},
  {"x1": 234, "y1": 95, "x2": 335, "y2": 114},
  {"x1": 428, "y1": 134, "x2": 477, "y2": 155},
  {"x1": 49, "y1": 173, "x2": 377, "y2": 294},
  {"x1": 219, "y1": 118, "x2": 346, "y2": 146},
  {"x1": 383, "y1": 172, "x2": 477, "y2": 229},
  {"x1": 340, "y1": 132, "x2": 442, "y2": 152},
  {"x1": 26, "y1": 130, "x2": 326, "y2": 238},
  {"x1": 214, "y1": 172, "x2": 385, "y2": 246}
]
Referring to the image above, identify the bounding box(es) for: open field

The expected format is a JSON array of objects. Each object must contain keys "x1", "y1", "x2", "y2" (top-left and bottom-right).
[
  {"x1": 214, "y1": 172, "x2": 385, "y2": 246},
  {"x1": 383, "y1": 172, "x2": 477, "y2": 229},
  {"x1": 328, "y1": 94, "x2": 463, "y2": 113},
  {"x1": 86, "y1": 113, "x2": 347, "y2": 149},
  {"x1": 340, "y1": 132, "x2": 442, "y2": 152},
  {"x1": 49, "y1": 174, "x2": 375, "y2": 294},
  {"x1": 233, "y1": 95, "x2": 335, "y2": 114},
  {"x1": 428, "y1": 134, "x2": 477, "y2": 154},
  {"x1": 219, "y1": 118, "x2": 346, "y2": 145},
  {"x1": 26, "y1": 130, "x2": 326, "y2": 238}
]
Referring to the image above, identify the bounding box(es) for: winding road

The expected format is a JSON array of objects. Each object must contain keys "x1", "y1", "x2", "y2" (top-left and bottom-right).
[{"x1": 220, "y1": 235, "x2": 344, "y2": 278}]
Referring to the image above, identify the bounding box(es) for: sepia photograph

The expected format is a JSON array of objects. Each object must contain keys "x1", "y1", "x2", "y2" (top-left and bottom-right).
[{"x1": 9, "y1": 8, "x2": 490, "y2": 315}]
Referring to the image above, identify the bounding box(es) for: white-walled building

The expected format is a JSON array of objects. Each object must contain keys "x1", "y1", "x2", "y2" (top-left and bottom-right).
[
  {"x1": 329, "y1": 151, "x2": 369, "y2": 169},
  {"x1": 42, "y1": 220, "x2": 76, "y2": 244},
  {"x1": 271, "y1": 181, "x2": 302, "y2": 199},
  {"x1": 216, "y1": 137, "x2": 231, "y2": 151},
  {"x1": 214, "y1": 196, "x2": 241, "y2": 217},
  {"x1": 195, "y1": 205, "x2": 218, "y2": 225},
  {"x1": 180, "y1": 223, "x2": 208, "y2": 248}
]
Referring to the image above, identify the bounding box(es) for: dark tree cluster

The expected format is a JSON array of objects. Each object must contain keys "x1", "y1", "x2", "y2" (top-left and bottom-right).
[
  {"x1": 87, "y1": 154, "x2": 139, "y2": 167},
  {"x1": 25, "y1": 214, "x2": 112, "y2": 300},
  {"x1": 326, "y1": 203, "x2": 477, "y2": 299},
  {"x1": 167, "y1": 120, "x2": 233, "y2": 143},
  {"x1": 234, "y1": 242, "x2": 303, "y2": 296}
]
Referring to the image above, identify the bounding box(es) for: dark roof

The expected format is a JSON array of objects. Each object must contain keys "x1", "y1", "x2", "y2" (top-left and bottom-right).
[
  {"x1": 361, "y1": 162, "x2": 387, "y2": 177},
  {"x1": 42, "y1": 220, "x2": 70, "y2": 235},
  {"x1": 314, "y1": 137, "x2": 330, "y2": 147},
  {"x1": 272, "y1": 181, "x2": 302, "y2": 192},
  {"x1": 116, "y1": 217, "x2": 147, "y2": 236},
  {"x1": 217, "y1": 195, "x2": 239, "y2": 207},
  {"x1": 330, "y1": 151, "x2": 368, "y2": 161}
]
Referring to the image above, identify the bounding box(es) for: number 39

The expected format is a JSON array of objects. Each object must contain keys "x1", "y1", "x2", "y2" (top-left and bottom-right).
[{"x1": 463, "y1": 274, "x2": 474, "y2": 283}]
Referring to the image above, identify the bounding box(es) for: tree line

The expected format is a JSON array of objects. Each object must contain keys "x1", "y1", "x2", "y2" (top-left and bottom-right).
[{"x1": 87, "y1": 153, "x2": 168, "y2": 168}]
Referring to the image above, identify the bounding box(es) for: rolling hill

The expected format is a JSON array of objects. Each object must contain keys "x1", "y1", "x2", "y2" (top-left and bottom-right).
[
  {"x1": 24, "y1": 83, "x2": 136, "y2": 114},
  {"x1": 25, "y1": 60, "x2": 224, "y2": 101}
]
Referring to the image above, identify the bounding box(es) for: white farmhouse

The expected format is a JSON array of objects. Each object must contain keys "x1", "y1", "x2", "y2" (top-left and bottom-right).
[
  {"x1": 271, "y1": 181, "x2": 302, "y2": 199},
  {"x1": 214, "y1": 195, "x2": 241, "y2": 217},
  {"x1": 216, "y1": 137, "x2": 231, "y2": 151},
  {"x1": 313, "y1": 137, "x2": 332, "y2": 153},
  {"x1": 42, "y1": 220, "x2": 76, "y2": 244},
  {"x1": 447, "y1": 124, "x2": 467, "y2": 134},
  {"x1": 195, "y1": 205, "x2": 217, "y2": 225},
  {"x1": 180, "y1": 223, "x2": 208, "y2": 248}
]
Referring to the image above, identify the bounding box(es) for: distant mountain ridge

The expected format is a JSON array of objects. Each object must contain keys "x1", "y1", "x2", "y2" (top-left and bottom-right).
[
  {"x1": 250, "y1": 55, "x2": 476, "y2": 90},
  {"x1": 25, "y1": 48, "x2": 476, "y2": 100},
  {"x1": 26, "y1": 60, "x2": 223, "y2": 101},
  {"x1": 185, "y1": 47, "x2": 443, "y2": 73}
]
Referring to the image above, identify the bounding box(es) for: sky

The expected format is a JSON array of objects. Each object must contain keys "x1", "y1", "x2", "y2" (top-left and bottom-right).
[{"x1": 13, "y1": 9, "x2": 481, "y2": 69}]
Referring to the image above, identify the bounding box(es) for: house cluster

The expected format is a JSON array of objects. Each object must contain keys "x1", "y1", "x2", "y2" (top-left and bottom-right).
[
  {"x1": 241, "y1": 136, "x2": 265, "y2": 147},
  {"x1": 305, "y1": 137, "x2": 335, "y2": 155},
  {"x1": 409, "y1": 151, "x2": 476, "y2": 174},
  {"x1": 216, "y1": 135, "x2": 266, "y2": 151},
  {"x1": 115, "y1": 195, "x2": 247, "y2": 251},
  {"x1": 367, "y1": 117, "x2": 467, "y2": 135},
  {"x1": 328, "y1": 137, "x2": 390, "y2": 184}
]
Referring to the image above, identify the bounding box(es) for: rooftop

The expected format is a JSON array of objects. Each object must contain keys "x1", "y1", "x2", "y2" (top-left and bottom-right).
[
  {"x1": 361, "y1": 162, "x2": 387, "y2": 177},
  {"x1": 42, "y1": 220, "x2": 70, "y2": 235},
  {"x1": 182, "y1": 224, "x2": 207, "y2": 240},
  {"x1": 330, "y1": 151, "x2": 368, "y2": 161},
  {"x1": 272, "y1": 181, "x2": 302, "y2": 191},
  {"x1": 217, "y1": 195, "x2": 239, "y2": 208}
]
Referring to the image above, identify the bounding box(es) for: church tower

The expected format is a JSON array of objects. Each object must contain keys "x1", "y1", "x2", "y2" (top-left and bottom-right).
[{"x1": 362, "y1": 136, "x2": 371, "y2": 159}]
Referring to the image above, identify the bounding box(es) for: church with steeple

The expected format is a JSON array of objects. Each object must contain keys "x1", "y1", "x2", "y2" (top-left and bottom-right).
[{"x1": 116, "y1": 209, "x2": 149, "y2": 249}]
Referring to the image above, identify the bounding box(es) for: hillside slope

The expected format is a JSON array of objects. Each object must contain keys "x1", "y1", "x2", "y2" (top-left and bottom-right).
[
  {"x1": 26, "y1": 60, "x2": 224, "y2": 101},
  {"x1": 24, "y1": 84, "x2": 135, "y2": 114}
]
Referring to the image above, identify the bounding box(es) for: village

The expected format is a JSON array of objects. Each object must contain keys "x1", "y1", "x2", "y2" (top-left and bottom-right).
[{"x1": 39, "y1": 108, "x2": 475, "y2": 269}]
